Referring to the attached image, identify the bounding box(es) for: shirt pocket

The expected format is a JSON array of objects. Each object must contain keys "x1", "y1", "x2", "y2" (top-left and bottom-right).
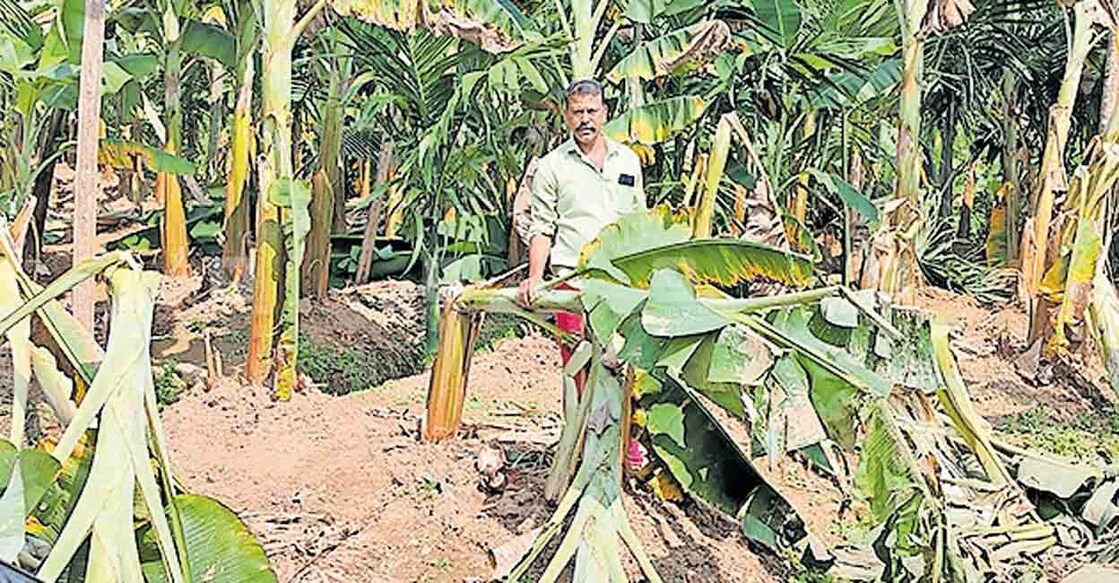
[{"x1": 609, "y1": 181, "x2": 638, "y2": 212}]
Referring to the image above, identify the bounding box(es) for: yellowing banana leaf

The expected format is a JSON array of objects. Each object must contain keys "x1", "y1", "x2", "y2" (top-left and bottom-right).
[
  {"x1": 613, "y1": 238, "x2": 817, "y2": 289},
  {"x1": 141, "y1": 495, "x2": 274, "y2": 583},
  {"x1": 331, "y1": 0, "x2": 532, "y2": 53},
  {"x1": 605, "y1": 20, "x2": 730, "y2": 83},
  {"x1": 604, "y1": 96, "x2": 706, "y2": 145},
  {"x1": 98, "y1": 140, "x2": 196, "y2": 175},
  {"x1": 577, "y1": 206, "x2": 692, "y2": 283}
]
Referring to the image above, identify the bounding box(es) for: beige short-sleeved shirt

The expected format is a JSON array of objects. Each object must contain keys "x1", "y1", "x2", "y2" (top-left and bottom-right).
[{"x1": 527, "y1": 138, "x2": 646, "y2": 272}]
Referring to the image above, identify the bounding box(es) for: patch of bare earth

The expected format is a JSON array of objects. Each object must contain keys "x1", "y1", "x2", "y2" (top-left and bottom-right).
[
  {"x1": 162, "y1": 333, "x2": 781, "y2": 582},
  {"x1": 911, "y1": 287, "x2": 1116, "y2": 424}
]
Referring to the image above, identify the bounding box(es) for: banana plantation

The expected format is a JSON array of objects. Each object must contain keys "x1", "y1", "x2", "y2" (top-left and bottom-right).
[{"x1": 4, "y1": 0, "x2": 1119, "y2": 580}]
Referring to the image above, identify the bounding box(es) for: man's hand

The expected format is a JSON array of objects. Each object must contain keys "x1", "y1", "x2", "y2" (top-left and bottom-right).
[{"x1": 518, "y1": 275, "x2": 541, "y2": 308}]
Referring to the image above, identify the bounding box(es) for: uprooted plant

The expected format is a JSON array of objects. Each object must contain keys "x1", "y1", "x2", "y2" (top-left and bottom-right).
[
  {"x1": 0, "y1": 221, "x2": 273, "y2": 582},
  {"x1": 424, "y1": 207, "x2": 1119, "y2": 581}
]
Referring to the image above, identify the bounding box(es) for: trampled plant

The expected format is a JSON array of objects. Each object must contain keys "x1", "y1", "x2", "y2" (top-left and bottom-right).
[
  {"x1": 425, "y1": 207, "x2": 1119, "y2": 581},
  {"x1": 0, "y1": 222, "x2": 272, "y2": 582}
]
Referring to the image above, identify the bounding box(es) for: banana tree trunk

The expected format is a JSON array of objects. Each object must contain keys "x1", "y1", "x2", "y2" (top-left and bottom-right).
[
  {"x1": 247, "y1": 0, "x2": 298, "y2": 385},
  {"x1": 863, "y1": 0, "x2": 927, "y2": 297},
  {"x1": 939, "y1": 100, "x2": 956, "y2": 218},
  {"x1": 1002, "y1": 72, "x2": 1020, "y2": 264},
  {"x1": 206, "y1": 61, "x2": 225, "y2": 181},
  {"x1": 894, "y1": 1, "x2": 925, "y2": 218},
  {"x1": 246, "y1": 0, "x2": 325, "y2": 390},
  {"x1": 692, "y1": 116, "x2": 731, "y2": 238},
  {"x1": 302, "y1": 71, "x2": 341, "y2": 298},
  {"x1": 1102, "y1": 31, "x2": 1119, "y2": 135},
  {"x1": 355, "y1": 140, "x2": 394, "y2": 284},
  {"x1": 72, "y1": 0, "x2": 105, "y2": 331},
  {"x1": 161, "y1": 40, "x2": 190, "y2": 277},
  {"x1": 1025, "y1": 4, "x2": 1096, "y2": 343},
  {"x1": 957, "y1": 163, "x2": 975, "y2": 240},
  {"x1": 1046, "y1": 63, "x2": 1119, "y2": 354},
  {"x1": 222, "y1": 56, "x2": 254, "y2": 282}
]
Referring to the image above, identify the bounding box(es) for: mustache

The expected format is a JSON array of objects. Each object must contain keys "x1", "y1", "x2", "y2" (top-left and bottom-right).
[{"x1": 576, "y1": 124, "x2": 594, "y2": 131}]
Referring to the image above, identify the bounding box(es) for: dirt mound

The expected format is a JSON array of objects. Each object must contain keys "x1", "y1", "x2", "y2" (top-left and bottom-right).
[{"x1": 152, "y1": 276, "x2": 425, "y2": 394}]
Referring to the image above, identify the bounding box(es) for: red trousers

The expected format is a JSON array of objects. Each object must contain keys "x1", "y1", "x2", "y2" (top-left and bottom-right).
[{"x1": 555, "y1": 281, "x2": 586, "y2": 392}]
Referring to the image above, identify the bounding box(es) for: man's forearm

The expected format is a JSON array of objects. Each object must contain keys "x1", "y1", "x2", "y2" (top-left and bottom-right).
[{"x1": 527, "y1": 235, "x2": 551, "y2": 280}]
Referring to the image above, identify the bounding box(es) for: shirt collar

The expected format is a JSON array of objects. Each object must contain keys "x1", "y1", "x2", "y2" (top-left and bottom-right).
[{"x1": 564, "y1": 136, "x2": 620, "y2": 159}]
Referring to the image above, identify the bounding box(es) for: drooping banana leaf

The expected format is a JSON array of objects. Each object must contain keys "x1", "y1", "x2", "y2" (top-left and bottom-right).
[
  {"x1": 98, "y1": 140, "x2": 197, "y2": 175},
  {"x1": 331, "y1": 0, "x2": 533, "y2": 53},
  {"x1": 605, "y1": 20, "x2": 730, "y2": 82},
  {"x1": 604, "y1": 96, "x2": 707, "y2": 145},
  {"x1": 614, "y1": 239, "x2": 817, "y2": 289}
]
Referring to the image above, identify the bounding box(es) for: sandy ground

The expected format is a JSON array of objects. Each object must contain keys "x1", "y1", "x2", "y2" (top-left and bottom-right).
[{"x1": 162, "y1": 335, "x2": 785, "y2": 582}]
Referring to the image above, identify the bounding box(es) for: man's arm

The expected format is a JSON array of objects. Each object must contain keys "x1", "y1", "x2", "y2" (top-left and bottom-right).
[{"x1": 519, "y1": 159, "x2": 558, "y2": 306}]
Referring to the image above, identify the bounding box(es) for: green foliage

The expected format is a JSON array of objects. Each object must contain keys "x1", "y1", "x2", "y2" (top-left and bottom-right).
[
  {"x1": 297, "y1": 334, "x2": 380, "y2": 396},
  {"x1": 996, "y1": 406, "x2": 1119, "y2": 463},
  {"x1": 154, "y1": 361, "x2": 186, "y2": 409}
]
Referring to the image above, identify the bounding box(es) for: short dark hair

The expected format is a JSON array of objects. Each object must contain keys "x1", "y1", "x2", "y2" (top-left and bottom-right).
[{"x1": 565, "y1": 79, "x2": 604, "y2": 108}]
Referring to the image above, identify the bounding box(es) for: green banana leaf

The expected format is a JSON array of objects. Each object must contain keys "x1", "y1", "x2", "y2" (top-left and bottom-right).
[
  {"x1": 141, "y1": 495, "x2": 274, "y2": 583},
  {"x1": 181, "y1": 20, "x2": 236, "y2": 69},
  {"x1": 753, "y1": 0, "x2": 801, "y2": 48}
]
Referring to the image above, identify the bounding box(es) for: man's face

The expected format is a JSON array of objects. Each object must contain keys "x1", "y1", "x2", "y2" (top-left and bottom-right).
[{"x1": 564, "y1": 92, "x2": 607, "y2": 147}]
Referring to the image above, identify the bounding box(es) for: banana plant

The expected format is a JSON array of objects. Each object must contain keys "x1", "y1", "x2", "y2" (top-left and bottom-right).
[
  {"x1": 425, "y1": 206, "x2": 1115, "y2": 580},
  {"x1": 1022, "y1": 0, "x2": 1111, "y2": 345},
  {"x1": 0, "y1": 223, "x2": 272, "y2": 581},
  {"x1": 244, "y1": 0, "x2": 330, "y2": 397}
]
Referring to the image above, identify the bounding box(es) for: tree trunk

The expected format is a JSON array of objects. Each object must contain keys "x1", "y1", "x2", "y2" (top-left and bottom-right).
[
  {"x1": 939, "y1": 100, "x2": 956, "y2": 218},
  {"x1": 72, "y1": 0, "x2": 105, "y2": 331},
  {"x1": 302, "y1": 70, "x2": 342, "y2": 298},
  {"x1": 957, "y1": 163, "x2": 974, "y2": 240},
  {"x1": 355, "y1": 140, "x2": 395, "y2": 284},
  {"x1": 1002, "y1": 72, "x2": 1020, "y2": 264},
  {"x1": 862, "y1": 0, "x2": 928, "y2": 297},
  {"x1": 1025, "y1": 4, "x2": 1096, "y2": 344},
  {"x1": 1102, "y1": 31, "x2": 1119, "y2": 135},
  {"x1": 222, "y1": 56, "x2": 254, "y2": 282},
  {"x1": 206, "y1": 61, "x2": 226, "y2": 181},
  {"x1": 24, "y1": 109, "x2": 66, "y2": 276},
  {"x1": 245, "y1": 0, "x2": 326, "y2": 395},
  {"x1": 161, "y1": 40, "x2": 190, "y2": 277},
  {"x1": 247, "y1": 0, "x2": 298, "y2": 386}
]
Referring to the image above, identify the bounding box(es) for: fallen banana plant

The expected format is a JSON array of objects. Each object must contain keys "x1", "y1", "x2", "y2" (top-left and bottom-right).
[
  {"x1": 426, "y1": 207, "x2": 1119, "y2": 580},
  {"x1": 0, "y1": 221, "x2": 273, "y2": 582}
]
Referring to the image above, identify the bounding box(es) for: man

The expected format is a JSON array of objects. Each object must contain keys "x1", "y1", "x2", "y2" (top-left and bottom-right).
[{"x1": 517, "y1": 79, "x2": 646, "y2": 383}]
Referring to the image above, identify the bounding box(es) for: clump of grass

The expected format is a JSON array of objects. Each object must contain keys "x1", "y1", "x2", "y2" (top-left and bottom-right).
[
  {"x1": 995, "y1": 405, "x2": 1119, "y2": 463},
  {"x1": 154, "y1": 362, "x2": 186, "y2": 409},
  {"x1": 297, "y1": 334, "x2": 381, "y2": 396}
]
